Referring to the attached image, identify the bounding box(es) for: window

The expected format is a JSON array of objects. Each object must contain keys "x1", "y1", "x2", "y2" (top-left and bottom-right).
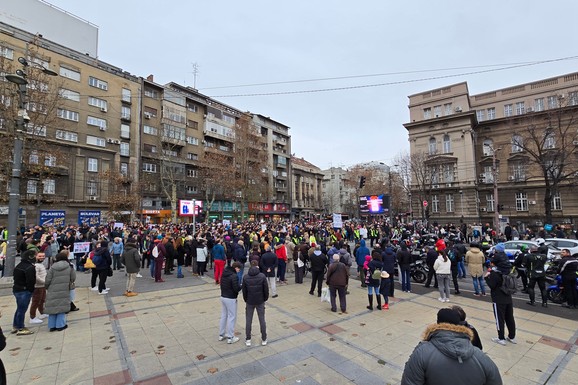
[
  {"x1": 88, "y1": 76, "x2": 108, "y2": 90},
  {"x1": 483, "y1": 165, "x2": 494, "y2": 183},
  {"x1": 569, "y1": 92, "x2": 578, "y2": 106},
  {"x1": 120, "y1": 163, "x2": 128, "y2": 176},
  {"x1": 120, "y1": 142, "x2": 130, "y2": 157},
  {"x1": 431, "y1": 195, "x2": 439, "y2": 213},
  {"x1": 121, "y1": 106, "x2": 131, "y2": 120},
  {"x1": 121, "y1": 88, "x2": 131, "y2": 103},
  {"x1": 87, "y1": 180, "x2": 98, "y2": 196},
  {"x1": 487, "y1": 107, "x2": 496, "y2": 120},
  {"x1": 476, "y1": 110, "x2": 485, "y2": 122},
  {"x1": 142, "y1": 163, "x2": 157, "y2": 173},
  {"x1": 187, "y1": 169, "x2": 198, "y2": 178},
  {"x1": 504, "y1": 104, "x2": 513, "y2": 117},
  {"x1": 423, "y1": 108, "x2": 432, "y2": 119},
  {"x1": 57, "y1": 108, "x2": 79, "y2": 122},
  {"x1": 120, "y1": 124, "x2": 130, "y2": 139},
  {"x1": 429, "y1": 137, "x2": 437, "y2": 155},
  {"x1": 55, "y1": 130, "x2": 78, "y2": 142},
  {"x1": 87, "y1": 116, "x2": 107, "y2": 129},
  {"x1": 27, "y1": 180, "x2": 37, "y2": 194},
  {"x1": 444, "y1": 103, "x2": 452, "y2": 116},
  {"x1": 186, "y1": 186, "x2": 198, "y2": 193},
  {"x1": 162, "y1": 148, "x2": 178, "y2": 157},
  {"x1": 187, "y1": 102, "x2": 198, "y2": 112},
  {"x1": 0, "y1": 46, "x2": 14, "y2": 60},
  {"x1": 162, "y1": 124, "x2": 185, "y2": 141},
  {"x1": 29, "y1": 151, "x2": 39, "y2": 165},
  {"x1": 515, "y1": 102, "x2": 525, "y2": 115},
  {"x1": 486, "y1": 194, "x2": 495, "y2": 212},
  {"x1": 59, "y1": 66, "x2": 80, "y2": 81},
  {"x1": 87, "y1": 158, "x2": 98, "y2": 172},
  {"x1": 431, "y1": 165, "x2": 439, "y2": 185},
  {"x1": 45, "y1": 155, "x2": 56, "y2": 167},
  {"x1": 61, "y1": 89, "x2": 80, "y2": 102},
  {"x1": 28, "y1": 80, "x2": 48, "y2": 93},
  {"x1": 86, "y1": 136, "x2": 106, "y2": 147},
  {"x1": 511, "y1": 134, "x2": 523, "y2": 153},
  {"x1": 186, "y1": 136, "x2": 199, "y2": 145},
  {"x1": 144, "y1": 106, "x2": 158, "y2": 117},
  {"x1": 187, "y1": 153, "x2": 198, "y2": 160},
  {"x1": 544, "y1": 132, "x2": 555, "y2": 149},
  {"x1": 482, "y1": 139, "x2": 493, "y2": 156},
  {"x1": 534, "y1": 98, "x2": 544, "y2": 112},
  {"x1": 43, "y1": 179, "x2": 55, "y2": 195},
  {"x1": 446, "y1": 194, "x2": 454, "y2": 212},
  {"x1": 443, "y1": 134, "x2": 451, "y2": 153},
  {"x1": 88, "y1": 96, "x2": 108, "y2": 111},
  {"x1": 433, "y1": 105, "x2": 442, "y2": 117},
  {"x1": 26, "y1": 102, "x2": 47, "y2": 114},
  {"x1": 443, "y1": 164, "x2": 454, "y2": 183},
  {"x1": 144, "y1": 88, "x2": 159, "y2": 98},
  {"x1": 552, "y1": 191, "x2": 562, "y2": 210},
  {"x1": 143, "y1": 144, "x2": 157, "y2": 153},
  {"x1": 548, "y1": 96, "x2": 558, "y2": 109},
  {"x1": 511, "y1": 161, "x2": 526, "y2": 181},
  {"x1": 143, "y1": 125, "x2": 158, "y2": 135},
  {"x1": 515, "y1": 192, "x2": 528, "y2": 211},
  {"x1": 188, "y1": 120, "x2": 199, "y2": 129},
  {"x1": 27, "y1": 125, "x2": 46, "y2": 137}
]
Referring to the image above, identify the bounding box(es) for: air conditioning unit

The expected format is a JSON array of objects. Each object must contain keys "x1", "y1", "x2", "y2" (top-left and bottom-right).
[
  {"x1": 144, "y1": 113, "x2": 151, "y2": 119},
  {"x1": 89, "y1": 196, "x2": 97, "y2": 201},
  {"x1": 529, "y1": 200, "x2": 536, "y2": 205},
  {"x1": 107, "y1": 138, "x2": 114, "y2": 143},
  {"x1": 446, "y1": 183, "x2": 452, "y2": 188},
  {"x1": 526, "y1": 107, "x2": 533, "y2": 112},
  {"x1": 114, "y1": 140, "x2": 120, "y2": 144},
  {"x1": 573, "y1": 140, "x2": 578, "y2": 145},
  {"x1": 454, "y1": 106, "x2": 463, "y2": 112},
  {"x1": 481, "y1": 208, "x2": 487, "y2": 212},
  {"x1": 508, "y1": 176, "x2": 515, "y2": 181},
  {"x1": 432, "y1": 184, "x2": 439, "y2": 189},
  {"x1": 99, "y1": 127, "x2": 106, "y2": 131},
  {"x1": 479, "y1": 173, "x2": 486, "y2": 178},
  {"x1": 100, "y1": 107, "x2": 107, "y2": 113}
]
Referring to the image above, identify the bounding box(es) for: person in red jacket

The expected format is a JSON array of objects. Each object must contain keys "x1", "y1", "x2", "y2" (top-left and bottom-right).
[{"x1": 274, "y1": 240, "x2": 288, "y2": 285}]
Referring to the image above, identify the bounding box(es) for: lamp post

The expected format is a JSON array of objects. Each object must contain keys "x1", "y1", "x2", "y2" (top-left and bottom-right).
[
  {"x1": 388, "y1": 164, "x2": 399, "y2": 224},
  {"x1": 492, "y1": 147, "x2": 502, "y2": 234},
  {"x1": 3, "y1": 57, "x2": 57, "y2": 279}
]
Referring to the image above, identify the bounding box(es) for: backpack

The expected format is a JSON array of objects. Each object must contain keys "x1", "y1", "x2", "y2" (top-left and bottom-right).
[
  {"x1": 152, "y1": 245, "x2": 159, "y2": 258},
  {"x1": 500, "y1": 272, "x2": 517, "y2": 295},
  {"x1": 92, "y1": 252, "x2": 102, "y2": 266},
  {"x1": 371, "y1": 268, "x2": 382, "y2": 280},
  {"x1": 448, "y1": 249, "x2": 456, "y2": 261}
]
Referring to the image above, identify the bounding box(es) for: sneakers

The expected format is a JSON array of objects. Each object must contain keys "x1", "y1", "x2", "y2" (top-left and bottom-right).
[
  {"x1": 438, "y1": 297, "x2": 445, "y2": 302},
  {"x1": 506, "y1": 337, "x2": 517, "y2": 344},
  {"x1": 30, "y1": 317, "x2": 43, "y2": 324},
  {"x1": 98, "y1": 290, "x2": 109, "y2": 295},
  {"x1": 227, "y1": 336, "x2": 240, "y2": 344},
  {"x1": 382, "y1": 303, "x2": 389, "y2": 310},
  {"x1": 16, "y1": 328, "x2": 34, "y2": 336},
  {"x1": 492, "y1": 337, "x2": 507, "y2": 346},
  {"x1": 10, "y1": 328, "x2": 18, "y2": 334},
  {"x1": 126, "y1": 292, "x2": 138, "y2": 297},
  {"x1": 444, "y1": 298, "x2": 450, "y2": 303},
  {"x1": 272, "y1": 294, "x2": 278, "y2": 298},
  {"x1": 473, "y1": 293, "x2": 480, "y2": 297},
  {"x1": 136, "y1": 273, "x2": 143, "y2": 278},
  {"x1": 261, "y1": 340, "x2": 267, "y2": 346},
  {"x1": 91, "y1": 287, "x2": 99, "y2": 291},
  {"x1": 245, "y1": 339, "x2": 252, "y2": 347},
  {"x1": 218, "y1": 335, "x2": 225, "y2": 341},
  {"x1": 38, "y1": 314, "x2": 48, "y2": 320}
]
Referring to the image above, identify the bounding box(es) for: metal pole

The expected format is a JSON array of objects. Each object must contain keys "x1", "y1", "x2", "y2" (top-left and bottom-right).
[
  {"x1": 492, "y1": 149, "x2": 500, "y2": 234},
  {"x1": 388, "y1": 169, "x2": 393, "y2": 224},
  {"x1": 5, "y1": 83, "x2": 26, "y2": 278},
  {"x1": 192, "y1": 198, "x2": 196, "y2": 237}
]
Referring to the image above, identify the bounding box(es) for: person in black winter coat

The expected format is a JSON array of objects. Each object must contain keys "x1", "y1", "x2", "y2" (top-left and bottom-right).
[
  {"x1": 260, "y1": 246, "x2": 278, "y2": 298},
  {"x1": 242, "y1": 261, "x2": 269, "y2": 346},
  {"x1": 485, "y1": 254, "x2": 516, "y2": 346},
  {"x1": 219, "y1": 262, "x2": 242, "y2": 344},
  {"x1": 558, "y1": 248, "x2": 578, "y2": 308},
  {"x1": 92, "y1": 242, "x2": 112, "y2": 294},
  {"x1": 423, "y1": 246, "x2": 439, "y2": 288},
  {"x1": 381, "y1": 247, "x2": 396, "y2": 298},
  {"x1": 308, "y1": 245, "x2": 328, "y2": 297},
  {"x1": 396, "y1": 244, "x2": 412, "y2": 292},
  {"x1": 12, "y1": 249, "x2": 37, "y2": 335}
]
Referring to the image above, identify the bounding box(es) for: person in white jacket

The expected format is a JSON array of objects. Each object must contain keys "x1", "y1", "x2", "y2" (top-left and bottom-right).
[{"x1": 433, "y1": 250, "x2": 452, "y2": 303}]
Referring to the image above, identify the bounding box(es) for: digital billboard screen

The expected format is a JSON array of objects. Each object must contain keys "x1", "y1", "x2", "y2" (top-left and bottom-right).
[
  {"x1": 179, "y1": 200, "x2": 202, "y2": 216},
  {"x1": 359, "y1": 195, "x2": 390, "y2": 215}
]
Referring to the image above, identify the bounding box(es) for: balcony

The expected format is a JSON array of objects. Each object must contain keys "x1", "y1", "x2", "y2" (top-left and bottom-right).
[
  {"x1": 121, "y1": 113, "x2": 131, "y2": 122},
  {"x1": 203, "y1": 128, "x2": 235, "y2": 143},
  {"x1": 161, "y1": 136, "x2": 185, "y2": 147}
]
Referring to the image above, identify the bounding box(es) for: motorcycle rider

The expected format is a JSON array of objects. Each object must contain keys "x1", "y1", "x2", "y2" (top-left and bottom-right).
[
  {"x1": 558, "y1": 248, "x2": 578, "y2": 309},
  {"x1": 423, "y1": 245, "x2": 438, "y2": 289},
  {"x1": 513, "y1": 245, "x2": 529, "y2": 293},
  {"x1": 525, "y1": 246, "x2": 548, "y2": 307}
]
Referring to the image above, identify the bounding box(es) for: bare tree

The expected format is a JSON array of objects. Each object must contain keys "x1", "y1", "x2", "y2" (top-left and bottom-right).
[
  {"x1": 398, "y1": 150, "x2": 435, "y2": 222},
  {"x1": 100, "y1": 169, "x2": 143, "y2": 222}
]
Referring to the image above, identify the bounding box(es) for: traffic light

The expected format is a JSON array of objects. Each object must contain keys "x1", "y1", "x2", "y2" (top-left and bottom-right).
[{"x1": 359, "y1": 176, "x2": 366, "y2": 188}]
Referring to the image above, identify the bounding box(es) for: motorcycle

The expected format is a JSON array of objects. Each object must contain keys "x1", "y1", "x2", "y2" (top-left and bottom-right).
[
  {"x1": 546, "y1": 275, "x2": 578, "y2": 304},
  {"x1": 411, "y1": 259, "x2": 427, "y2": 283}
]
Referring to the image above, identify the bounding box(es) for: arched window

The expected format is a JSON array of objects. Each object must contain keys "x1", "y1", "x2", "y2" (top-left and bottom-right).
[
  {"x1": 429, "y1": 137, "x2": 437, "y2": 155},
  {"x1": 443, "y1": 134, "x2": 451, "y2": 153}
]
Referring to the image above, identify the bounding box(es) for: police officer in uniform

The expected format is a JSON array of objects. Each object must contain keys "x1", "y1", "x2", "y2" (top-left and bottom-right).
[{"x1": 525, "y1": 246, "x2": 548, "y2": 307}]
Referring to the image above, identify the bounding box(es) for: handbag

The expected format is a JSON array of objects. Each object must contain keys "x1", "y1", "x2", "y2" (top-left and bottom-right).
[
  {"x1": 107, "y1": 267, "x2": 113, "y2": 277},
  {"x1": 371, "y1": 269, "x2": 382, "y2": 280},
  {"x1": 297, "y1": 258, "x2": 304, "y2": 268},
  {"x1": 84, "y1": 257, "x2": 96, "y2": 269}
]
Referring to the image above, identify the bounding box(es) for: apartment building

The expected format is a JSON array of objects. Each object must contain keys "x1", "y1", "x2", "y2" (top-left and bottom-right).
[
  {"x1": 291, "y1": 157, "x2": 323, "y2": 219},
  {"x1": 0, "y1": 21, "x2": 141, "y2": 225},
  {"x1": 405, "y1": 72, "x2": 578, "y2": 231}
]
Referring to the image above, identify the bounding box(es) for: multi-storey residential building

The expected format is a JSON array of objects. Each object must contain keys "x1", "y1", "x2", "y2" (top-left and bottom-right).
[
  {"x1": 291, "y1": 157, "x2": 323, "y2": 219},
  {"x1": 0, "y1": 21, "x2": 141, "y2": 225},
  {"x1": 322, "y1": 167, "x2": 355, "y2": 217},
  {"x1": 405, "y1": 73, "x2": 578, "y2": 231}
]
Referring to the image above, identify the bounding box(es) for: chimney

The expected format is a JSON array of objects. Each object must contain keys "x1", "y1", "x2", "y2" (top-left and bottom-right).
[{"x1": 146, "y1": 74, "x2": 154, "y2": 82}]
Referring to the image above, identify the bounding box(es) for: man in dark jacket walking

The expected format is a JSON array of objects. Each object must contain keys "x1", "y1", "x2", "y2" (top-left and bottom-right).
[
  {"x1": 121, "y1": 238, "x2": 141, "y2": 297},
  {"x1": 242, "y1": 261, "x2": 269, "y2": 347},
  {"x1": 12, "y1": 250, "x2": 37, "y2": 335},
  {"x1": 485, "y1": 248, "x2": 516, "y2": 346},
  {"x1": 260, "y1": 246, "x2": 278, "y2": 298},
  {"x1": 309, "y1": 245, "x2": 328, "y2": 297}
]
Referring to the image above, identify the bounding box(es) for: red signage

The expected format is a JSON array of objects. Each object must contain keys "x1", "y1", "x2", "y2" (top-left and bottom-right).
[{"x1": 423, "y1": 200, "x2": 428, "y2": 207}]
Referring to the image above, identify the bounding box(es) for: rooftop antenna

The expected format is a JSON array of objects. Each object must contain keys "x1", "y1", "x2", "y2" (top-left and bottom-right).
[{"x1": 192, "y1": 62, "x2": 200, "y2": 89}]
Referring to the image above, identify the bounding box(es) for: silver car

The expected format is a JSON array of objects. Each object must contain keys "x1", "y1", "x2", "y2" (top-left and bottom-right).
[{"x1": 545, "y1": 238, "x2": 578, "y2": 257}]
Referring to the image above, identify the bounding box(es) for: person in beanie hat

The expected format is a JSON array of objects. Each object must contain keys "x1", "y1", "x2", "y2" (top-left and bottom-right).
[
  {"x1": 12, "y1": 250, "x2": 37, "y2": 335},
  {"x1": 402, "y1": 308, "x2": 502, "y2": 385}
]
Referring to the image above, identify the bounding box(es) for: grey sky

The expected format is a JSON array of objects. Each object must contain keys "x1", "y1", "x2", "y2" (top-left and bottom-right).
[{"x1": 43, "y1": 0, "x2": 578, "y2": 169}]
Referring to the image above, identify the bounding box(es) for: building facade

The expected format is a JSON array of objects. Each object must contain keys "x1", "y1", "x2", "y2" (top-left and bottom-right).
[
  {"x1": 405, "y1": 73, "x2": 578, "y2": 231},
  {"x1": 291, "y1": 157, "x2": 323, "y2": 219}
]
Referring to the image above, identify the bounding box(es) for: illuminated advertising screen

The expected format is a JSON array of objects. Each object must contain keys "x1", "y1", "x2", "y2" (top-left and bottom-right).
[
  {"x1": 359, "y1": 195, "x2": 390, "y2": 215},
  {"x1": 179, "y1": 200, "x2": 202, "y2": 216}
]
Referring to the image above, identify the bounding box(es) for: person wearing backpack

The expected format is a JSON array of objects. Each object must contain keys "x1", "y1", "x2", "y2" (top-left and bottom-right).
[
  {"x1": 524, "y1": 246, "x2": 548, "y2": 307},
  {"x1": 485, "y1": 244, "x2": 517, "y2": 346}
]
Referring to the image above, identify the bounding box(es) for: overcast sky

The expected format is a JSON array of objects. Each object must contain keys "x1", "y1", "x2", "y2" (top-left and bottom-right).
[{"x1": 43, "y1": 0, "x2": 578, "y2": 169}]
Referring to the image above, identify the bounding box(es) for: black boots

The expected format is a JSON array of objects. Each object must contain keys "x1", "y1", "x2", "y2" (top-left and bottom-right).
[
  {"x1": 367, "y1": 295, "x2": 373, "y2": 310},
  {"x1": 376, "y1": 295, "x2": 382, "y2": 310}
]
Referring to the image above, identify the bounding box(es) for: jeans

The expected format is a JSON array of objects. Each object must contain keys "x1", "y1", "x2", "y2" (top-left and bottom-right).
[
  {"x1": 458, "y1": 261, "x2": 467, "y2": 278},
  {"x1": 472, "y1": 276, "x2": 486, "y2": 295},
  {"x1": 13, "y1": 290, "x2": 33, "y2": 329},
  {"x1": 48, "y1": 313, "x2": 67, "y2": 329},
  {"x1": 400, "y1": 266, "x2": 411, "y2": 292},
  {"x1": 245, "y1": 302, "x2": 266, "y2": 341},
  {"x1": 437, "y1": 274, "x2": 451, "y2": 300},
  {"x1": 112, "y1": 254, "x2": 123, "y2": 270},
  {"x1": 219, "y1": 297, "x2": 238, "y2": 339},
  {"x1": 277, "y1": 259, "x2": 286, "y2": 282},
  {"x1": 75, "y1": 254, "x2": 85, "y2": 272},
  {"x1": 367, "y1": 286, "x2": 379, "y2": 295}
]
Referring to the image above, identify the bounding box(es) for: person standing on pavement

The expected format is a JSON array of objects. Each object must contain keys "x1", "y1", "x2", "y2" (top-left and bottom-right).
[
  {"x1": 381, "y1": 246, "x2": 396, "y2": 298},
  {"x1": 12, "y1": 249, "x2": 37, "y2": 335},
  {"x1": 434, "y1": 250, "x2": 451, "y2": 303},
  {"x1": 525, "y1": 246, "x2": 548, "y2": 307},
  {"x1": 29, "y1": 252, "x2": 48, "y2": 325},
  {"x1": 45, "y1": 252, "x2": 76, "y2": 332},
  {"x1": 260, "y1": 245, "x2": 278, "y2": 298},
  {"x1": 465, "y1": 242, "x2": 486, "y2": 296},
  {"x1": 219, "y1": 262, "x2": 242, "y2": 344},
  {"x1": 309, "y1": 245, "x2": 328, "y2": 297},
  {"x1": 557, "y1": 248, "x2": 578, "y2": 309},
  {"x1": 397, "y1": 243, "x2": 412, "y2": 292},
  {"x1": 294, "y1": 240, "x2": 309, "y2": 284},
  {"x1": 110, "y1": 237, "x2": 124, "y2": 271},
  {"x1": 274, "y1": 240, "x2": 287, "y2": 285},
  {"x1": 366, "y1": 252, "x2": 384, "y2": 311},
  {"x1": 355, "y1": 239, "x2": 370, "y2": 288},
  {"x1": 485, "y1": 251, "x2": 517, "y2": 346},
  {"x1": 92, "y1": 240, "x2": 112, "y2": 293},
  {"x1": 285, "y1": 238, "x2": 295, "y2": 274},
  {"x1": 242, "y1": 260, "x2": 269, "y2": 347},
  {"x1": 121, "y1": 237, "x2": 141, "y2": 297},
  {"x1": 212, "y1": 238, "x2": 226, "y2": 284},
  {"x1": 423, "y1": 245, "x2": 439, "y2": 289},
  {"x1": 152, "y1": 236, "x2": 166, "y2": 283},
  {"x1": 326, "y1": 254, "x2": 349, "y2": 313}
]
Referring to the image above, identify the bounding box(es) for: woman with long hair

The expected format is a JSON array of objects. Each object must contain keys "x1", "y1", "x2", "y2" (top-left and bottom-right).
[{"x1": 433, "y1": 249, "x2": 452, "y2": 303}]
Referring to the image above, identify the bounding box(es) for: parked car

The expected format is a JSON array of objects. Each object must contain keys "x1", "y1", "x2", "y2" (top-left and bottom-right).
[
  {"x1": 545, "y1": 238, "x2": 578, "y2": 257},
  {"x1": 489, "y1": 240, "x2": 561, "y2": 262}
]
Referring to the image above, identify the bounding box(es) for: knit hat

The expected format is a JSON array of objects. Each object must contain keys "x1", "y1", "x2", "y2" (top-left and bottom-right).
[
  {"x1": 437, "y1": 308, "x2": 461, "y2": 325},
  {"x1": 157, "y1": 235, "x2": 163, "y2": 240},
  {"x1": 21, "y1": 249, "x2": 37, "y2": 262},
  {"x1": 494, "y1": 243, "x2": 505, "y2": 253}
]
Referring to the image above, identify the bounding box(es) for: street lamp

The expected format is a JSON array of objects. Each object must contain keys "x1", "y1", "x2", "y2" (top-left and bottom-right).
[
  {"x1": 3, "y1": 57, "x2": 57, "y2": 279},
  {"x1": 388, "y1": 164, "x2": 399, "y2": 224}
]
